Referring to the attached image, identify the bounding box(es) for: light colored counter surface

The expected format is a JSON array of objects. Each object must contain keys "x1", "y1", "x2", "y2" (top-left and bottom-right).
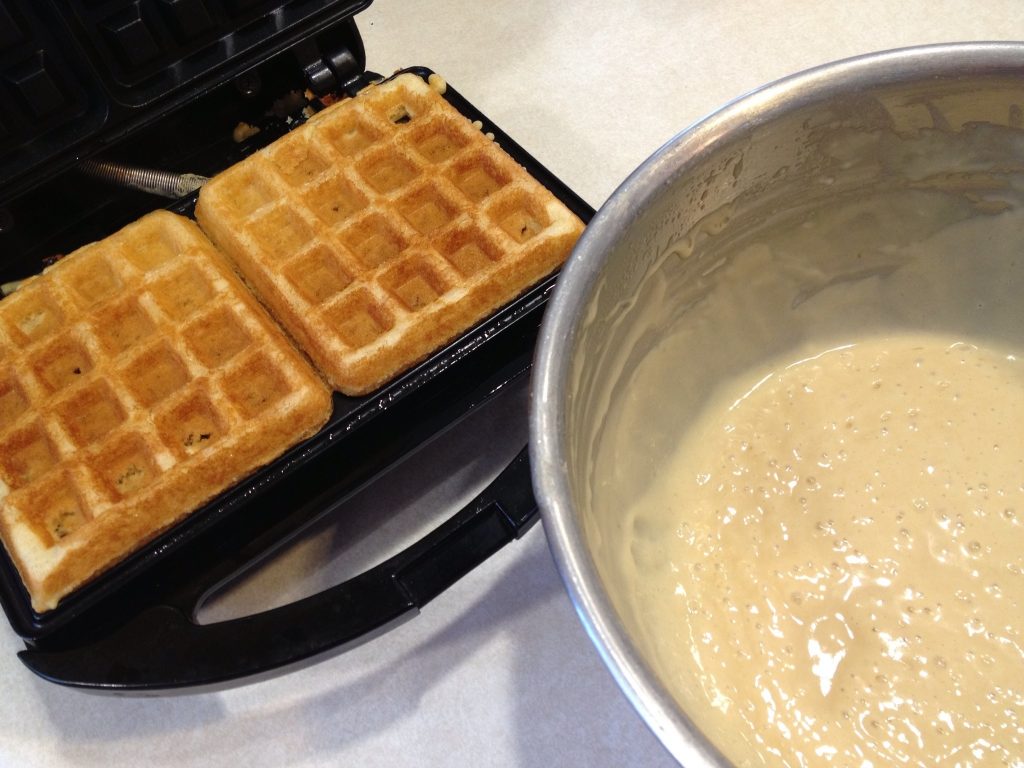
[{"x1": 1, "y1": 2, "x2": 1019, "y2": 766}]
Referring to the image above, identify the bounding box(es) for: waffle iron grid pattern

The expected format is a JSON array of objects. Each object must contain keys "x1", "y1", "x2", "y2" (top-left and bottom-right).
[
  {"x1": 196, "y1": 73, "x2": 585, "y2": 395},
  {"x1": 0, "y1": 0, "x2": 93, "y2": 162},
  {"x1": 0, "y1": 211, "x2": 331, "y2": 612},
  {"x1": 62, "y1": 0, "x2": 367, "y2": 96}
]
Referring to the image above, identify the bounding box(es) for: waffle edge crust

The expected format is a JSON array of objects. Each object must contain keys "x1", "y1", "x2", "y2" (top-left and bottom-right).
[
  {"x1": 195, "y1": 73, "x2": 585, "y2": 395},
  {"x1": 0, "y1": 211, "x2": 332, "y2": 612}
]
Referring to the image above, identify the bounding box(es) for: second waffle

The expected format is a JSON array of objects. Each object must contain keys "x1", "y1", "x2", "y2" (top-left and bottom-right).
[{"x1": 195, "y1": 72, "x2": 584, "y2": 396}]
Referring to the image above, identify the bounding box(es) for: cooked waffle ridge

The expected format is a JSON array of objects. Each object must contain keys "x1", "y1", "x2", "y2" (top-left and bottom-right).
[
  {"x1": 196, "y1": 72, "x2": 584, "y2": 395},
  {"x1": 0, "y1": 211, "x2": 332, "y2": 612}
]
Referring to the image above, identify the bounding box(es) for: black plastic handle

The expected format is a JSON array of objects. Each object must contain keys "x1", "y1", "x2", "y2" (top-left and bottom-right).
[{"x1": 18, "y1": 447, "x2": 538, "y2": 693}]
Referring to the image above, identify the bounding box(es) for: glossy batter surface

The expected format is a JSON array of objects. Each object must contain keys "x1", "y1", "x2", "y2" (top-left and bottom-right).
[{"x1": 628, "y1": 336, "x2": 1024, "y2": 766}]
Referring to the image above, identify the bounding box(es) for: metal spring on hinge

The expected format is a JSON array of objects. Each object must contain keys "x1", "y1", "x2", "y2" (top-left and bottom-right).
[{"x1": 78, "y1": 159, "x2": 209, "y2": 199}]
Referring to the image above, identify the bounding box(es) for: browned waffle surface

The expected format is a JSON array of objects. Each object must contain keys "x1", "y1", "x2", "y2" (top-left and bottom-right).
[
  {"x1": 0, "y1": 211, "x2": 332, "y2": 612},
  {"x1": 195, "y1": 73, "x2": 585, "y2": 395}
]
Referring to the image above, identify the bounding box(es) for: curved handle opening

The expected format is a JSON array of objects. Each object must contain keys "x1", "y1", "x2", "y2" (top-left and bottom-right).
[{"x1": 19, "y1": 447, "x2": 537, "y2": 693}]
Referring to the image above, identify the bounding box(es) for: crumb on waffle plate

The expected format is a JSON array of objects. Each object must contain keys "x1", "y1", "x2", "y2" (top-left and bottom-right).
[
  {"x1": 195, "y1": 72, "x2": 585, "y2": 395},
  {"x1": 0, "y1": 211, "x2": 332, "y2": 612}
]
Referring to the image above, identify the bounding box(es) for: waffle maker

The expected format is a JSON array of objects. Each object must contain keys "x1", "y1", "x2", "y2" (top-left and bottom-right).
[{"x1": 0, "y1": 0, "x2": 593, "y2": 691}]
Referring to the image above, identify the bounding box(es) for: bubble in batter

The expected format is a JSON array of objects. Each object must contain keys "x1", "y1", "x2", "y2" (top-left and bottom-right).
[{"x1": 629, "y1": 335, "x2": 1024, "y2": 767}]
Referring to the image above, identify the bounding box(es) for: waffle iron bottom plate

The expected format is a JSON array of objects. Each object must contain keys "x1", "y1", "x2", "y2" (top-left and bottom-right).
[{"x1": 0, "y1": 67, "x2": 593, "y2": 692}]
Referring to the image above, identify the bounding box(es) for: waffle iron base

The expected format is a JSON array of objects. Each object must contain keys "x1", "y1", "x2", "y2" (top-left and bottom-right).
[{"x1": 0, "y1": 67, "x2": 593, "y2": 691}]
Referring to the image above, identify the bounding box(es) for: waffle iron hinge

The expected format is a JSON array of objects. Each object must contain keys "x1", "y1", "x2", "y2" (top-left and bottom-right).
[{"x1": 292, "y1": 36, "x2": 363, "y2": 98}]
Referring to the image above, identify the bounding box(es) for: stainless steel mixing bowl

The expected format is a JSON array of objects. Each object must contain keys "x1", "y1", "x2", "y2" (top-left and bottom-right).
[{"x1": 531, "y1": 42, "x2": 1024, "y2": 765}]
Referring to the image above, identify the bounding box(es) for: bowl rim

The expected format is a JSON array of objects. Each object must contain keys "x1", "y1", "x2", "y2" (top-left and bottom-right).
[{"x1": 529, "y1": 40, "x2": 1024, "y2": 766}]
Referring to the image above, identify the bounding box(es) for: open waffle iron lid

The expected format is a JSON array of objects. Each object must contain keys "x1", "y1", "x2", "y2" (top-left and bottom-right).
[
  {"x1": 0, "y1": 0, "x2": 371, "y2": 205},
  {"x1": 0, "y1": 1, "x2": 593, "y2": 691}
]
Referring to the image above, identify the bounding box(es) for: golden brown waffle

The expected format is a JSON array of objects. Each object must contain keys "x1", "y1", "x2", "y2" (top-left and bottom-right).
[
  {"x1": 0, "y1": 211, "x2": 332, "y2": 612},
  {"x1": 196, "y1": 72, "x2": 584, "y2": 395}
]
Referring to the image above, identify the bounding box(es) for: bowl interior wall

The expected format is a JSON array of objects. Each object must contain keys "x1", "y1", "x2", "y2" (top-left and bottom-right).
[{"x1": 565, "y1": 72, "x2": 1024, "y2": 686}]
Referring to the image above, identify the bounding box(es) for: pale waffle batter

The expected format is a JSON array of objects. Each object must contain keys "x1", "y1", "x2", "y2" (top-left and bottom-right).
[
  {"x1": 196, "y1": 72, "x2": 584, "y2": 395},
  {"x1": 0, "y1": 211, "x2": 332, "y2": 612},
  {"x1": 628, "y1": 336, "x2": 1024, "y2": 766}
]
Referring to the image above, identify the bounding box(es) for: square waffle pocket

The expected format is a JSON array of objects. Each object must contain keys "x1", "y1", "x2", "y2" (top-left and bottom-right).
[
  {"x1": 195, "y1": 72, "x2": 585, "y2": 395},
  {"x1": 0, "y1": 211, "x2": 332, "y2": 612}
]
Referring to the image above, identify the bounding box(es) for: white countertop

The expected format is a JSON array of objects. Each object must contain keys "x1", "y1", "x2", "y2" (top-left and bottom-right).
[{"x1": 1, "y1": 2, "x2": 1019, "y2": 766}]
